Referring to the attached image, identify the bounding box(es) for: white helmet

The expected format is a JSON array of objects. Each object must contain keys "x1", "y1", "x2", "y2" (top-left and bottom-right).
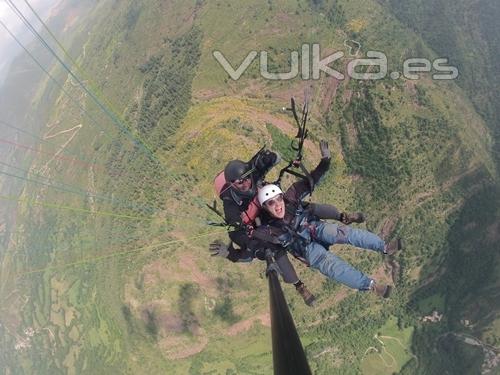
[{"x1": 258, "y1": 184, "x2": 283, "y2": 205}]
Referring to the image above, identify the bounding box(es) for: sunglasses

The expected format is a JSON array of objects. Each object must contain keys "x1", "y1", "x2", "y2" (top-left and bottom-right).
[
  {"x1": 265, "y1": 194, "x2": 284, "y2": 207},
  {"x1": 232, "y1": 177, "x2": 250, "y2": 185}
]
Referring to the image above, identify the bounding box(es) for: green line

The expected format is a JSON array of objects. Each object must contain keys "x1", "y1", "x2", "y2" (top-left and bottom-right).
[
  {"x1": 15, "y1": 229, "x2": 226, "y2": 277},
  {"x1": 22, "y1": 0, "x2": 138, "y2": 135},
  {"x1": 0, "y1": 161, "x2": 159, "y2": 214},
  {"x1": 0, "y1": 19, "x2": 116, "y2": 145},
  {"x1": 0, "y1": 164, "x2": 218, "y2": 226},
  {"x1": 4, "y1": 5, "x2": 228, "y2": 223},
  {"x1": 0, "y1": 119, "x2": 105, "y2": 167},
  {"x1": 5, "y1": 3, "x2": 197, "y2": 194},
  {"x1": 0, "y1": 195, "x2": 152, "y2": 221},
  {"x1": 7, "y1": 0, "x2": 157, "y2": 163},
  {"x1": 18, "y1": 0, "x2": 205, "y2": 194}
]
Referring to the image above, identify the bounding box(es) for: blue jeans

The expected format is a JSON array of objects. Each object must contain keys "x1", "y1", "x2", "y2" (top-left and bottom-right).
[
  {"x1": 313, "y1": 221, "x2": 385, "y2": 252},
  {"x1": 302, "y1": 222, "x2": 386, "y2": 290}
]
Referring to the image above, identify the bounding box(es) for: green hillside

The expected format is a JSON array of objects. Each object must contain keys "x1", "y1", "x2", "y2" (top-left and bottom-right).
[{"x1": 0, "y1": 0, "x2": 498, "y2": 374}]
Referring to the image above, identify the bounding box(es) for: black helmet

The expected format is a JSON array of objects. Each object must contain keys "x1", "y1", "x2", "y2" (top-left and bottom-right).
[{"x1": 224, "y1": 160, "x2": 250, "y2": 182}]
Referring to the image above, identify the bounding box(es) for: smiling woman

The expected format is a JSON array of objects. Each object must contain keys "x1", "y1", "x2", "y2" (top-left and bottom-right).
[{"x1": 258, "y1": 184, "x2": 285, "y2": 219}]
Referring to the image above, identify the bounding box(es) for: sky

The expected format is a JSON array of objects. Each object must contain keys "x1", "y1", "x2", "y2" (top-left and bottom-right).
[{"x1": 0, "y1": 0, "x2": 60, "y2": 84}]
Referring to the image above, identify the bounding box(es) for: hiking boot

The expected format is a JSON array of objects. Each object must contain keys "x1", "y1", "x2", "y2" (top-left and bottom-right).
[
  {"x1": 341, "y1": 212, "x2": 365, "y2": 225},
  {"x1": 296, "y1": 284, "x2": 316, "y2": 306},
  {"x1": 384, "y1": 238, "x2": 403, "y2": 256},
  {"x1": 370, "y1": 280, "x2": 392, "y2": 298}
]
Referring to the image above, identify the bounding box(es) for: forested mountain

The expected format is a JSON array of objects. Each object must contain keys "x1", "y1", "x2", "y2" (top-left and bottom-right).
[{"x1": 0, "y1": 1, "x2": 498, "y2": 374}]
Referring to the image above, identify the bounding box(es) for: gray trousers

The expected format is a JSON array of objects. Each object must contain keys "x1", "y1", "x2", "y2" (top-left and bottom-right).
[{"x1": 275, "y1": 252, "x2": 300, "y2": 284}]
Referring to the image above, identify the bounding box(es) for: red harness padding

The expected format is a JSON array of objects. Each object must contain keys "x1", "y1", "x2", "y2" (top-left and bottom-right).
[
  {"x1": 213, "y1": 170, "x2": 261, "y2": 225},
  {"x1": 241, "y1": 196, "x2": 261, "y2": 225},
  {"x1": 214, "y1": 171, "x2": 230, "y2": 197}
]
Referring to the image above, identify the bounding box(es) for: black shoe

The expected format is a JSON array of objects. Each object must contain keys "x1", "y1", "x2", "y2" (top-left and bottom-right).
[
  {"x1": 370, "y1": 281, "x2": 392, "y2": 298},
  {"x1": 384, "y1": 238, "x2": 403, "y2": 256},
  {"x1": 341, "y1": 212, "x2": 366, "y2": 225},
  {"x1": 296, "y1": 284, "x2": 316, "y2": 306}
]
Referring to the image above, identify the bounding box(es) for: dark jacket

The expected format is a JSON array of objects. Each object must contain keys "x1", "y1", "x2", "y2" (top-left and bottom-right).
[{"x1": 221, "y1": 150, "x2": 278, "y2": 251}]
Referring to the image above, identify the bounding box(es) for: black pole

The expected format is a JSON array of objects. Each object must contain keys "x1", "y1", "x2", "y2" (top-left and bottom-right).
[{"x1": 266, "y1": 250, "x2": 312, "y2": 375}]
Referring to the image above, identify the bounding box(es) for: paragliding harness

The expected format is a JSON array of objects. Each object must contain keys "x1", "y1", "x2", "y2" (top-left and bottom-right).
[{"x1": 251, "y1": 224, "x2": 311, "y2": 265}]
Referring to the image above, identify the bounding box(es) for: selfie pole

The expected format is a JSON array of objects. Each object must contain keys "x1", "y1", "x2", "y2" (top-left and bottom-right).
[{"x1": 265, "y1": 249, "x2": 312, "y2": 375}]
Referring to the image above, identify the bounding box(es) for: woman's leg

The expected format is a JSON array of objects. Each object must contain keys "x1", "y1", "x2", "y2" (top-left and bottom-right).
[
  {"x1": 313, "y1": 222, "x2": 385, "y2": 253},
  {"x1": 305, "y1": 241, "x2": 372, "y2": 290}
]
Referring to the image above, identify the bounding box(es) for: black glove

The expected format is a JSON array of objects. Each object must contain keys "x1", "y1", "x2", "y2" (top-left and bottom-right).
[
  {"x1": 209, "y1": 240, "x2": 230, "y2": 258},
  {"x1": 340, "y1": 212, "x2": 365, "y2": 225},
  {"x1": 253, "y1": 248, "x2": 267, "y2": 261},
  {"x1": 255, "y1": 150, "x2": 279, "y2": 172},
  {"x1": 253, "y1": 244, "x2": 285, "y2": 261},
  {"x1": 319, "y1": 140, "x2": 331, "y2": 159}
]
